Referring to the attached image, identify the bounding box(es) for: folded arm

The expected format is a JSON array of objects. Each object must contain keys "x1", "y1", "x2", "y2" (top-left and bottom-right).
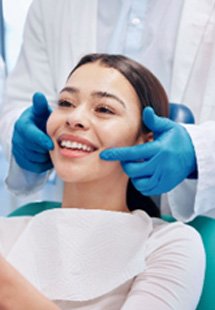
[{"x1": 0, "y1": 255, "x2": 59, "y2": 310}]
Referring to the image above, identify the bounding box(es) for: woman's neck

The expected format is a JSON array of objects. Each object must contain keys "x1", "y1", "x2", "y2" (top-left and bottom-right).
[{"x1": 62, "y1": 175, "x2": 129, "y2": 213}]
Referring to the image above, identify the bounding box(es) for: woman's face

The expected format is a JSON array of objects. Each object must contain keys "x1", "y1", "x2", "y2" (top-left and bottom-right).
[{"x1": 47, "y1": 62, "x2": 148, "y2": 183}]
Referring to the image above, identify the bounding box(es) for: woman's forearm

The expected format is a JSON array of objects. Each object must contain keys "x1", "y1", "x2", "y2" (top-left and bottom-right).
[{"x1": 0, "y1": 255, "x2": 60, "y2": 310}]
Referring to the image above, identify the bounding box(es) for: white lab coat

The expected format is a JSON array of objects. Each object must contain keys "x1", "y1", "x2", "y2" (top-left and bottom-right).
[
  {"x1": 0, "y1": 0, "x2": 215, "y2": 221},
  {"x1": 168, "y1": 0, "x2": 215, "y2": 221}
]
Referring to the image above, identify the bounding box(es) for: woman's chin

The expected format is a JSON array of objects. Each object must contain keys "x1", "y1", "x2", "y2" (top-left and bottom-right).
[
  {"x1": 55, "y1": 167, "x2": 95, "y2": 184},
  {"x1": 53, "y1": 158, "x2": 124, "y2": 184}
]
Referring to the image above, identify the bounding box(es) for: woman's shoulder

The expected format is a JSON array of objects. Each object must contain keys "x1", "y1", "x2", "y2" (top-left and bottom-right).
[
  {"x1": 129, "y1": 213, "x2": 206, "y2": 309},
  {"x1": 146, "y1": 215, "x2": 205, "y2": 261},
  {"x1": 133, "y1": 209, "x2": 204, "y2": 256}
]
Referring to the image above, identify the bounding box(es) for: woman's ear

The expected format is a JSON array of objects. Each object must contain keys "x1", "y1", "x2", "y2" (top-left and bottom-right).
[{"x1": 137, "y1": 131, "x2": 154, "y2": 145}]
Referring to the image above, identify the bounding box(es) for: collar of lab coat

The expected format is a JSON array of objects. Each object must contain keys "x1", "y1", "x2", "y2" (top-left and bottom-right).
[{"x1": 6, "y1": 208, "x2": 152, "y2": 301}]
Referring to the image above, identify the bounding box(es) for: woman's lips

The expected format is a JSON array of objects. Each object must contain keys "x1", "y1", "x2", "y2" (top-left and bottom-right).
[{"x1": 57, "y1": 134, "x2": 98, "y2": 158}]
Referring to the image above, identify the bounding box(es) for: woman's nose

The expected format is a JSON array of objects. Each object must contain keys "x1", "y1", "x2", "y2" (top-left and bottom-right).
[{"x1": 65, "y1": 106, "x2": 90, "y2": 130}]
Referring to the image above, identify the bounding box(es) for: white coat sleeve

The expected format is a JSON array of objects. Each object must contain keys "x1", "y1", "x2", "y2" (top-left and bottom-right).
[
  {"x1": 0, "y1": 0, "x2": 57, "y2": 194},
  {"x1": 168, "y1": 122, "x2": 215, "y2": 221},
  {"x1": 121, "y1": 222, "x2": 205, "y2": 310}
]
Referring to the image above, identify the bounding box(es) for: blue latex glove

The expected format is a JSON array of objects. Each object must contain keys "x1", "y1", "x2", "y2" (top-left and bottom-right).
[
  {"x1": 12, "y1": 92, "x2": 54, "y2": 173},
  {"x1": 100, "y1": 107, "x2": 197, "y2": 195}
]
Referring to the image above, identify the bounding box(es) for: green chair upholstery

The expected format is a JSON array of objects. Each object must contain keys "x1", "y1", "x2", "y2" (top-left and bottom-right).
[
  {"x1": 8, "y1": 201, "x2": 61, "y2": 217},
  {"x1": 8, "y1": 202, "x2": 215, "y2": 309}
]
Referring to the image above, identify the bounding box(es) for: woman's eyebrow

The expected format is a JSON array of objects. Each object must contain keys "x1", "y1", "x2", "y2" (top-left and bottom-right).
[
  {"x1": 60, "y1": 86, "x2": 79, "y2": 94},
  {"x1": 91, "y1": 91, "x2": 126, "y2": 108}
]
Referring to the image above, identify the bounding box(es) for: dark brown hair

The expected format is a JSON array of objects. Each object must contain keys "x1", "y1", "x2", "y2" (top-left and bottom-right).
[{"x1": 69, "y1": 53, "x2": 169, "y2": 217}]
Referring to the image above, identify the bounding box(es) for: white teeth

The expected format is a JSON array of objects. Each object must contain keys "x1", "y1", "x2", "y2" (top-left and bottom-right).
[{"x1": 60, "y1": 140, "x2": 94, "y2": 152}]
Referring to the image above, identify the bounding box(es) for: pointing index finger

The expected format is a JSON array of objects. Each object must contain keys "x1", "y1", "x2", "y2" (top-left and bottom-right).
[{"x1": 100, "y1": 142, "x2": 159, "y2": 162}]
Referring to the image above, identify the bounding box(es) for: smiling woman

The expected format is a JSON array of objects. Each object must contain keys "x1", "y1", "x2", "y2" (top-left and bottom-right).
[
  {"x1": 48, "y1": 54, "x2": 169, "y2": 212},
  {"x1": 0, "y1": 54, "x2": 205, "y2": 309}
]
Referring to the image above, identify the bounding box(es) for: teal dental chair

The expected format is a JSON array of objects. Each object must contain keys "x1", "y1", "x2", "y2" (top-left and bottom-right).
[{"x1": 8, "y1": 104, "x2": 215, "y2": 310}]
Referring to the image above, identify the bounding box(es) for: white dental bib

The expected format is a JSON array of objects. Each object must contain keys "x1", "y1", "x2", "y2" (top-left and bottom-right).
[{"x1": 6, "y1": 208, "x2": 153, "y2": 301}]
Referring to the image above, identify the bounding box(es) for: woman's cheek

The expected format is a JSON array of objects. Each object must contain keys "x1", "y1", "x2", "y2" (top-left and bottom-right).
[
  {"x1": 99, "y1": 121, "x2": 129, "y2": 146},
  {"x1": 46, "y1": 113, "x2": 57, "y2": 137}
]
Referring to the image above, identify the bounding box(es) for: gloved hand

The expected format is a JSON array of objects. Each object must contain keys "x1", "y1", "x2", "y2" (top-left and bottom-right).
[
  {"x1": 100, "y1": 107, "x2": 197, "y2": 195},
  {"x1": 12, "y1": 92, "x2": 54, "y2": 173}
]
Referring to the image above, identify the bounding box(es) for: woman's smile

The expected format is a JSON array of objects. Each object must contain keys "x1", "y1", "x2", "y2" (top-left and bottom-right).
[{"x1": 57, "y1": 133, "x2": 98, "y2": 159}]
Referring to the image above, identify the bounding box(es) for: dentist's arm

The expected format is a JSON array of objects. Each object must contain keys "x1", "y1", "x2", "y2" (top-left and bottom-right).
[
  {"x1": 0, "y1": 0, "x2": 57, "y2": 195},
  {"x1": 100, "y1": 107, "x2": 197, "y2": 196}
]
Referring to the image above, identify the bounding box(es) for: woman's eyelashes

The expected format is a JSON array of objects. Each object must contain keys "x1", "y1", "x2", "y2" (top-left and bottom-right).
[
  {"x1": 94, "y1": 104, "x2": 115, "y2": 115},
  {"x1": 58, "y1": 99, "x2": 75, "y2": 108}
]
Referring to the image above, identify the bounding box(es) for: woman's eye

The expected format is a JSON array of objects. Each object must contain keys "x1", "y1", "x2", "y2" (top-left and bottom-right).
[
  {"x1": 58, "y1": 100, "x2": 74, "y2": 107},
  {"x1": 95, "y1": 105, "x2": 115, "y2": 115},
  {"x1": 58, "y1": 100, "x2": 75, "y2": 108}
]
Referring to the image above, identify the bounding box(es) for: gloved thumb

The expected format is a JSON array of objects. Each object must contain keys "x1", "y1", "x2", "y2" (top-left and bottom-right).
[
  {"x1": 143, "y1": 107, "x2": 172, "y2": 134},
  {"x1": 32, "y1": 92, "x2": 52, "y2": 119}
]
